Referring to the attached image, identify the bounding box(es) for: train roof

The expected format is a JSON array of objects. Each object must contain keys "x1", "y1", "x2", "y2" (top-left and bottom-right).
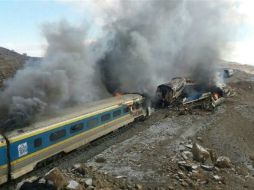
[
  {"x1": 1, "y1": 94, "x2": 143, "y2": 140},
  {"x1": 157, "y1": 77, "x2": 186, "y2": 91}
]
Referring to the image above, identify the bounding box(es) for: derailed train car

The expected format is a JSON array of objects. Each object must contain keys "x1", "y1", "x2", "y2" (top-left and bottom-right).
[
  {"x1": 0, "y1": 94, "x2": 150, "y2": 185},
  {"x1": 181, "y1": 82, "x2": 225, "y2": 109},
  {"x1": 156, "y1": 77, "x2": 186, "y2": 107},
  {"x1": 156, "y1": 77, "x2": 225, "y2": 109}
]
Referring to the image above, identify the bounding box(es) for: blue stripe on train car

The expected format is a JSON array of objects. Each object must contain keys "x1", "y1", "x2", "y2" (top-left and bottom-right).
[
  {"x1": 3, "y1": 106, "x2": 129, "y2": 164},
  {"x1": 0, "y1": 146, "x2": 6, "y2": 166}
]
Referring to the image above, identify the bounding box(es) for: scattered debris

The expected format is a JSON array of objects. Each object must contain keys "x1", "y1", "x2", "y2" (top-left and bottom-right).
[
  {"x1": 185, "y1": 144, "x2": 193, "y2": 149},
  {"x1": 16, "y1": 176, "x2": 56, "y2": 190},
  {"x1": 44, "y1": 167, "x2": 69, "y2": 189},
  {"x1": 38, "y1": 178, "x2": 46, "y2": 184},
  {"x1": 72, "y1": 164, "x2": 86, "y2": 175},
  {"x1": 135, "y1": 183, "x2": 143, "y2": 190},
  {"x1": 67, "y1": 180, "x2": 84, "y2": 190},
  {"x1": 170, "y1": 140, "x2": 237, "y2": 189},
  {"x1": 181, "y1": 180, "x2": 188, "y2": 187},
  {"x1": 116, "y1": 175, "x2": 126, "y2": 179},
  {"x1": 181, "y1": 150, "x2": 193, "y2": 160},
  {"x1": 201, "y1": 164, "x2": 214, "y2": 171},
  {"x1": 178, "y1": 161, "x2": 194, "y2": 172},
  {"x1": 84, "y1": 178, "x2": 93, "y2": 186},
  {"x1": 196, "y1": 136, "x2": 203, "y2": 142},
  {"x1": 211, "y1": 96, "x2": 225, "y2": 108},
  {"x1": 95, "y1": 157, "x2": 107, "y2": 163},
  {"x1": 16, "y1": 176, "x2": 38, "y2": 190},
  {"x1": 213, "y1": 175, "x2": 222, "y2": 181},
  {"x1": 215, "y1": 156, "x2": 231, "y2": 168},
  {"x1": 223, "y1": 68, "x2": 234, "y2": 78},
  {"x1": 192, "y1": 143, "x2": 210, "y2": 162},
  {"x1": 17, "y1": 181, "x2": 56, "y2": 190},
  {"x1": 208, "y1": 149, "x2": 218, "y2": 163}
]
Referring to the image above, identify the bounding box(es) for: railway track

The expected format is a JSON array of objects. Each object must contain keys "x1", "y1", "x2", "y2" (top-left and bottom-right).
[{"x1": 1, "y1": 119, "x2": 149, "y2": 190}]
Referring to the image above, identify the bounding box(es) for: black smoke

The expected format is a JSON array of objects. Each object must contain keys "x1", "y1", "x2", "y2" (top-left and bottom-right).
[
  {"x1": 0, "y1": 21, "x2": 108, "y2": 131},
  {"x1": 98, "y1": 0, "x2": 236, "y2": 93},
  {"x1": 0, "y1": 0, "x2": 238, "y2": 131}
]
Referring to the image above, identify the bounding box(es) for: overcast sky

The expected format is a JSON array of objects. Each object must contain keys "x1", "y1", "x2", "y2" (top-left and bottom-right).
[{"x1": 0, "y1": 0, "x2": 254, "y2": 65}]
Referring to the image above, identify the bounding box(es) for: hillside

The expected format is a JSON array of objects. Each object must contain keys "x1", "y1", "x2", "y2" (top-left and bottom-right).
[{"x1": 0, "y1": 47, "x2": 40, "y2": 86}]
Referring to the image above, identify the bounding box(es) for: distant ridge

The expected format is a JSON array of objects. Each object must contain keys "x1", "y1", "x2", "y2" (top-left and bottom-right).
[
  {"x1": 0, "y1": 47, "x2": 41, "y2": 86},
  {"x1": 219, "y1": 60, "x2": 254, "y2": 74}
]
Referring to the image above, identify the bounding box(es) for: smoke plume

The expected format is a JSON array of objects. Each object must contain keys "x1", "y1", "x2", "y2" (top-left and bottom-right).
[
  {"x1": 0, "y1": 0, "x2": 238, "y2": 130},
  {"x1": 0, "y1": 21, "x2": 108, "y2": 130},
  {"x1": 98, "y1": 0, "x2": 236, "y2": 93}
]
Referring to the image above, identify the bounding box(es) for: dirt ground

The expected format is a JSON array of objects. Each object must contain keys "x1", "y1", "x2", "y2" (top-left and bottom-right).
[
  {"x1": 70, "y1": 67, "x2": 254, "y2": 190},
  {"x1": 16, "y1": 65, "x2": 254, "y2": 190}
]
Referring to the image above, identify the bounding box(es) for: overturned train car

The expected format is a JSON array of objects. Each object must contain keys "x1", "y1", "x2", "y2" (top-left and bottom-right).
[
  {"x1": 156, "y1": 77, "x2": 186, "y2": 107},
  {"x1": 181, "y1": 83, "x2": 225, "y2": 110},
  {"x1": 156, "y1": 77, "x2": 225, "y2": 109}
]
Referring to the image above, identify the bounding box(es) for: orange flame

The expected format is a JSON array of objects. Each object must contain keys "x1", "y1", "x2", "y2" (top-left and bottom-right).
[
  {"x1": 212, "y1": 92, "x2": 220, "y2": 100},
  {"x1": 114, "y1": 92, "x2": 123, "y2": 97}
]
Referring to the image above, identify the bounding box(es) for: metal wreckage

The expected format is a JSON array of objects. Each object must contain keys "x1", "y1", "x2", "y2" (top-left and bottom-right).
[{"x1": 155, "y1": 69, "x2": 233, "y2": 111}]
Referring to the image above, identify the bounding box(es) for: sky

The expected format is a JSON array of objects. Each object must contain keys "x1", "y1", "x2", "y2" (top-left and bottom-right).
[
  {"x1": 0, "y1": 0, "x2": 254, "y2": 65},
  {"x1": 0, "y1": 0, "x2": 90, "y2": 56},
  {"x1": 225, "y1": 0, "x2": 254, "y2": 66}
]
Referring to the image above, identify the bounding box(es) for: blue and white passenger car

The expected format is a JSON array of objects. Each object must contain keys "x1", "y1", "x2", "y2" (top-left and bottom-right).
[{"x1": 0, "y1": 94, "x2": 148, "y2": 185}]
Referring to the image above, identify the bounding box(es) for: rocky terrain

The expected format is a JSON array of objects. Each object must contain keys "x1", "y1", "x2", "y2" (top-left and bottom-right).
[{"x1": 15, "y1": 65, "x2": 254, "y2": 190}]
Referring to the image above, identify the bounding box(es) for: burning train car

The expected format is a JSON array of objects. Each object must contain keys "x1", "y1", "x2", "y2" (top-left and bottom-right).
[
  {"x1": 156, "y1": 77, "x2": 225, "y2": 110},
  {"x1": 156, "y1": 77, "x2": 186, "y2": 107},
  {"x1": 181, "y1": 82, "x2": 225, "y2": 110}
]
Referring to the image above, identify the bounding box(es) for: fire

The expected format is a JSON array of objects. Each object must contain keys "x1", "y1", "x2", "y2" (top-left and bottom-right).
[
  {"x1": 114, "y1": 92, "x2": 123, "y2": 97},
  {"x1": 212, "y1": 92, "x2": 220, "y2": 100}
]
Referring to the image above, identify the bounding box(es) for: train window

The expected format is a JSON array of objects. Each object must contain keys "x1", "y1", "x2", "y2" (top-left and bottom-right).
[
  {"x1": 34, "y1": 138, "x2": 42, "y2": 148},
  {"x1": 70, "y1": 123, "x2": 84, "y2": 133},
  {"x1": 49, "y1": 129, "x2": 66, "y2": 142},
  {"x1": 113, "y1": 110, "x2": 121, "y2": 118},
  {"x1": 87, "y1": 118, "x2": 98, "y2": 128},
  {"x1": 101, "y1": 113, "x2": 111, "y2": 122},
  {"x1": 123, "y1": 107, "x2": 129, "y2": 113}
]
